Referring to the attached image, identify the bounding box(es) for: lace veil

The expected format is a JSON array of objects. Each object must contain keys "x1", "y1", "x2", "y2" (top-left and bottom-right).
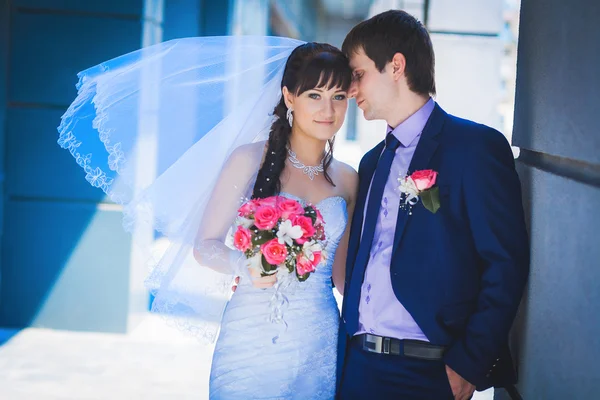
[{"x1": 57, "y1": 36, "x2": 305, "y2": 341}]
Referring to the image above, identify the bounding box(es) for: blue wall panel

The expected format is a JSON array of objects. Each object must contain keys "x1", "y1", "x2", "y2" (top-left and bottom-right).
[
  {"x1": 1, "y1": 0, "x2": 243, "y2": 331},
  {"x1": 6, "y1": 108, "x2": 107, "y2": 201},
  {"x1": 1, "y1": 2, "x2": 145, "y2": 331},
  {"x1": 0, "y1": 0, "x2": 9, "y2": 302},
  {"x1": 0, "y1": 200, "x2": 131, "y2": 331},
  {"x1": 13, "y1": 0, "x2": 144, "y2": 16},
  {"x1": 9, "y1": 10, "x2": 143, "y2": 106},
  {"x1": 163, "y1": 0, "x2": 202, "y2": 41},
  {"x1": 201, "y1": 0, "x2": 233, "y2": 36}
]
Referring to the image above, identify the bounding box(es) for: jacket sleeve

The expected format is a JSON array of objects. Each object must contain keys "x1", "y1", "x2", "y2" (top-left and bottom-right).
[{"x1": 443, "y1": 128, "x2": 530, "y2": 387}]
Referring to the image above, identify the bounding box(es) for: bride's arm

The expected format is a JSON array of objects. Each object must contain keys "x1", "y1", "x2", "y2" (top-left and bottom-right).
[
  {"x1": 332, "y1": 163, "x2": 359, "y2": 295},
  {"x1": 193, "y1": 143, "x2": 261, "y2": 274}
]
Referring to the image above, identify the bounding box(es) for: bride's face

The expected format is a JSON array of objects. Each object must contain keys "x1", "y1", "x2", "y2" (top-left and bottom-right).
[{"x1": 286, "y1": 85, "x2": 348, "y2": 141}]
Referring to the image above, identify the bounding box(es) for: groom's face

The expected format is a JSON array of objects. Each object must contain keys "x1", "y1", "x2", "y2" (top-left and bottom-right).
[{"x1": 348, "y1": 48, "x2": 394, "y2": 121}]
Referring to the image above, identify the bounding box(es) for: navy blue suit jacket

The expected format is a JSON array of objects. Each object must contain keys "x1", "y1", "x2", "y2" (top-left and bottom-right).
[{"x1": 337, "y1": 103, "x2": 530, "y2": 390}]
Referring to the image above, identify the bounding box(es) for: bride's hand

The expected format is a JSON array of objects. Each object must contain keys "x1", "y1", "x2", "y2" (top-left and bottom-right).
[
  {"x1": 248, "y1": 267, "x2": 278, "y2": 289},
  {"x1": 230, "y1": 256, "x2": 278, "y2": 291},
  {"x1": 231, "y1": 271, "x2": 277, "y2": 291}
]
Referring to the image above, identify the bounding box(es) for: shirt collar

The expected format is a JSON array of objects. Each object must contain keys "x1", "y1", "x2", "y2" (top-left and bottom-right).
[{"x1": 387, "y1": 98, "x2": 435, "y2": 147}]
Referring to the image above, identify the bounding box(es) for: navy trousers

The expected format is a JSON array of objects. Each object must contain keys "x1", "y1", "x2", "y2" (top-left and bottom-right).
[{"x1": 338, "y1": 338, "x2": 455, "y2": 400}]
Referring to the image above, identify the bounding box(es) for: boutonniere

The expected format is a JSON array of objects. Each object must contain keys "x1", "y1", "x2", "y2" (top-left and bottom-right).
[{"x1": 397, "y1": 169, "x2": 440, "y2": 214}]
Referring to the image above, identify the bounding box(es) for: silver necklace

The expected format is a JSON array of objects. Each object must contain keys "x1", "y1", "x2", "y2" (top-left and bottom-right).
[{"x1": 287, "y1": 149, "x2": 324, "y2": 181}]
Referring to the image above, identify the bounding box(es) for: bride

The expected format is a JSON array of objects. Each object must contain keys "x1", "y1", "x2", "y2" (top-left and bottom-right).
[
  {"x1": 196, "y1": 42, "x2": 357, "y2": 399},
  {"x1": 57, "y1": 37, "x2": 357, "y2": 399}
]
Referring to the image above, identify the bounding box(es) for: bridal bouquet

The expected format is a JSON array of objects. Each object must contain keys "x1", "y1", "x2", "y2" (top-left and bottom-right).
[{"x1": 232, "y1": 196, "x2": 327, "y2": 282}]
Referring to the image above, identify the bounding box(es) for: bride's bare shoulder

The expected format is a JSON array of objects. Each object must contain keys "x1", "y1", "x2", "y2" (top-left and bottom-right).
[{"x1": 228, "y1": 140, "x2": 269, "y2": 165}]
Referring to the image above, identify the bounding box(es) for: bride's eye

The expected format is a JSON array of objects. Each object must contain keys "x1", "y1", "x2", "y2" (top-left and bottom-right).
[
  {"x1": 308, "y1": 93, "x2": 320, "y2": 100},
  {"x1": 334, "y1": 94, "x2": 346, "y2": 101}
]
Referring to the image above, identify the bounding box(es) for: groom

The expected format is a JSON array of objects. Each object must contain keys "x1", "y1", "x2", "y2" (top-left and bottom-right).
[{"x1": 337, "y1": 10, "x2": 529, "y2": 400}]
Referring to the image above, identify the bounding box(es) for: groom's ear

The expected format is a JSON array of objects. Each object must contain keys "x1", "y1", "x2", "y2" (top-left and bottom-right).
[
  {"x1": 282, "y1": 86, "x2": 294, "y2": 109},
  {"x1": 390, "y1": 53, "x2": 406, "y2": 81}
]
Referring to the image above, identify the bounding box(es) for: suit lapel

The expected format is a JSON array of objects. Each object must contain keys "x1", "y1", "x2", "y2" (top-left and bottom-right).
[
  {"x1": 346, "y1": 140, "x2": 384, "y2": 277},
  {"x1": 392, "y1": 103, "x2": 447, "y2": 255}
]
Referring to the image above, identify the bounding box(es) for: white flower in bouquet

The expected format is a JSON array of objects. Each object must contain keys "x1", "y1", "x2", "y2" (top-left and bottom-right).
[
  {"x1": 276, "y1": 219, "x2": 303, "y2": 246},
  {"x1": 302, "y1": 240, "x2": 323, "y2": 261}
]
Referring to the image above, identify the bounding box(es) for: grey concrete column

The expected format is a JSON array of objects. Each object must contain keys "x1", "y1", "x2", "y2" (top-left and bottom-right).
[{"x1": 504, "y1": 0, "x2": 600, "y2": 398}]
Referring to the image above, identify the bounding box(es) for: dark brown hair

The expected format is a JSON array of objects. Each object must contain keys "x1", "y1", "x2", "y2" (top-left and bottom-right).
[
  {"x1": 252, "y1": 42, "x2": 352, "y2": 199},
  {"x1": 342, "y1": 10, "x2": 436, "y2": 96}
]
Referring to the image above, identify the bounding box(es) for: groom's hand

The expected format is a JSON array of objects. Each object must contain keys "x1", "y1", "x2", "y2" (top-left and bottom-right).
[{"x1": 445, "y1": 365, "x2": 475, "y2": 400}]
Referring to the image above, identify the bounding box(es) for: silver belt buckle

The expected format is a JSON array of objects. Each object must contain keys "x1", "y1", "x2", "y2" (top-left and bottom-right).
[{"x1": 364, "y1": 334, "x2": 391, "y2": 354}]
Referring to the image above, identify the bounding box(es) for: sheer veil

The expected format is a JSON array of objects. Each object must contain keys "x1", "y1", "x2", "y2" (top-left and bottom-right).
[{"x1": 57, "y1": 36, "x2": 305, "y2": 341}]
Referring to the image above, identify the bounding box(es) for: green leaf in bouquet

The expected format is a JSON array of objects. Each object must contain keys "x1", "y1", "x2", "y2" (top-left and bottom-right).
[
  {"x1": 251, "y1": 229, "x2": 276, "y2": 246},
  {"x1": 420, "y1": 186, "x2": 440, "y2": 214},
  {"x1": 304, "y1": 205, "x2": 317, "y2": 224},
  {"x1": 296, "y1": 271, "x2": 310, "y2": 282},
  {"x1": 260, "y1": 255, "x2": 278, "y2": 277},
  {"x1": 285, "y1": 261, "x2": 294, "y2": 274}
]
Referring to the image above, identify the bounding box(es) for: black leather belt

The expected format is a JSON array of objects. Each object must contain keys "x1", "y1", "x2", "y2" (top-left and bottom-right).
[{"x1": 353, "y1": 334, "x2": 446, "y2": 361}]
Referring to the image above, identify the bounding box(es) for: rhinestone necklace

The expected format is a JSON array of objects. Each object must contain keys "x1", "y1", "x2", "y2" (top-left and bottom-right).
[{"x1": 287, "y1": 148, "x2": 324, "y2": 181}]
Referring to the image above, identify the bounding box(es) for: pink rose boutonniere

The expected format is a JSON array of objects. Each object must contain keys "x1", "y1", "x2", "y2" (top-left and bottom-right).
[{"x1": 397, "y1": 169, "x2": 440, "y2": 214}]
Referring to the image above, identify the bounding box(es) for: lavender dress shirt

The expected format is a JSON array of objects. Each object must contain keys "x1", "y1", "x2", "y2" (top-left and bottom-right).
[{"x1": 356, "y1": 98, "x2": 435, "y2": 341}]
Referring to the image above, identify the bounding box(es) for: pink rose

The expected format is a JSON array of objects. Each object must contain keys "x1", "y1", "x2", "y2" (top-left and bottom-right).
[
  {"x1": 233, "y1": 226, "x2": 252, "y2": 252},
  {"x1": 410, "y1": 169, "x2": 438, "y2": 191},
  {"x1": 311, "y1": 251, "x2": 322, "y2": 268},
  {"x1": 292, "y1": 215, "x2": 316, "y2": 244},
  {"x1": 296, "y1": 251, "x2": 322, "y2": 276},
  {"x1": 254, "y1": 205, "x2": 280, "y2": 230},
  {"x1": 278, "y1": 199, "x2": 305, "y2": 219},
  {"x1": 315, "y1": 225, "x2": 326, "y2": 241},
  {"x1": 238, "y1": 199, "x2": 260, "y2": 217},
  {"x1": 261, "y1": 239, "x2": 288, "y2": 266},
  {"x1": 258, "y1": 196, "x2": 279, "y2": 208}
]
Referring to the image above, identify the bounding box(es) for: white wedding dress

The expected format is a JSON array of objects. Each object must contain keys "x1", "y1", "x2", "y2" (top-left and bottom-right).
[{"x1": 209, "y1": 192, "x2": 347, "y2": 399}]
